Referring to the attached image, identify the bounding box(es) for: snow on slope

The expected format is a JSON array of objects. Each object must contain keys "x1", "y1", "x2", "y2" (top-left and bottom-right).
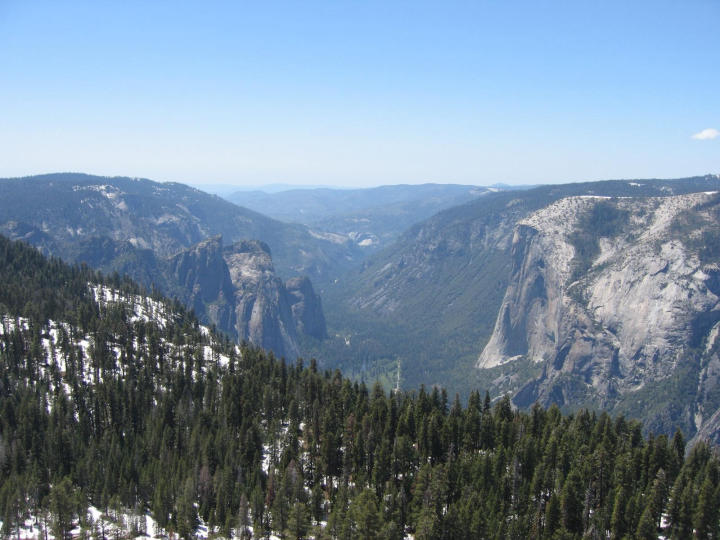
[
  {"x1": 0, "y1": 284, "x2": 238, "y2": 394},
  {"x1": 0, "y1": 505, "x2": 288, "y2": 540}
]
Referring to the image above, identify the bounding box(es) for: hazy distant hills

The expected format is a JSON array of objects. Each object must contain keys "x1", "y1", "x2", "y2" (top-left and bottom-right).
[{"x1": 226, "y1": 183, "x2": 490, "y2": 251}]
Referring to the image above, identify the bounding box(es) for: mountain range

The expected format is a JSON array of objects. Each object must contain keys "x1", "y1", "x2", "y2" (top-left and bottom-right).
[
  {"x1": 0, "y1": 172, "x2": 360, "y2": 281},
  {"x1": 316, "y1": 175, "x2": 720, "y2": 439},
  {"x1": 0, "y1": 173, "x2": 334, "y2": 356},
  {"x1": 4, "y1": 171, "x2": 720, "y2": 442}
]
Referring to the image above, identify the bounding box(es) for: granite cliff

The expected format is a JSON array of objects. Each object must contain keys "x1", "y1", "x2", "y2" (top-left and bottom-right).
[
  {"x1": 168, "y1": 236, "x2": 236, "y2": 334},
  {"x1": 168, "y1": 237, "x2": 327, "y2": 359},
  {"x1": 478, "y1": 192, "x2": 720, "y2": 438},
  {"x1": 224, "y1": 240, "x2": 300, "y2": 359}
]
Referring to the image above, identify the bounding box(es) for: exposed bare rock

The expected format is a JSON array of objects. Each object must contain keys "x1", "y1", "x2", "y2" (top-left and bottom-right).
[
  {"x1": 167, "y1": 235, "x2": 236, "y2": 333},
  {"x1": 286, "y1": 276, "x2": 327, "y2": 340},
  {"x1": 478, "y1": 192, "x2": 720, "y2": 438},
  {"x1": 223, "y1": 240, "x2": 300, "y2": 359},
  {"x1": 164, "y1": 237, "x2": 327, "y2": 359}
]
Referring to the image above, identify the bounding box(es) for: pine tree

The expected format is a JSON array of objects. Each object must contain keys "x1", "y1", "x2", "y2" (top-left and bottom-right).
[
  {"x1": 271, "y1": 476, "x2": 290, "y2": 536},
  {"x1": 610, "y1": 486, "x2": 627, "y2": 539},
  {"x1": 237, "y1": 493, "x2": 252, "y2": 540},
  {"x1": 152, "y1": 475, "x2": 172, "y2": 530},
  {"x1": 175, "y1": 477, "x2": 199, "y2": 540},
  {"x1": 348, "y1": 489, "x2": 381, "y2": 538},
  {"x1": 693, "y1": 477, "x2": 719, "y2": 539},
  {"x1": 545, "y1": 493, "x2": 561, "y2": 539},
  {"x1": 414, "y1": 505, "x2": 439, "y2": 540},
  {"x1": 0, "y1": 478, "x2": 24, "y2": 539},
  {"x1": 635, "y1": 505, "x2": 656, "y2": 540},
  {"x1": 286, "y1": 501, "x2": 311, "y2": 540},
  {"x1": 49, "y1": 477, "x2": 76, "y2": 540},
  {"x1": 560, "y1": 469, "x2": 584, "y2": 535}
]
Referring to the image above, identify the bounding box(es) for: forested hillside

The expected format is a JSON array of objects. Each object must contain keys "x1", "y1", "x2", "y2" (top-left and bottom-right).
[{"x1": 1, "y1": 235, "x2": 719, "y2": 539}]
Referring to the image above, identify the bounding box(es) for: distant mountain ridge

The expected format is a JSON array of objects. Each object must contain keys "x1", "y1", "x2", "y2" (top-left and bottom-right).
[
  {"x1": 8, "y1": 171, "x2": 720, "y2": 441},
  {"x1": 0, "y1": 173, "x2": 332, "y2": 357},
  {"x1": 0, "y1": 172, "x2": 360, "y2": 281},
  {"x1": 226, "y1": 183, "x2": 490, "y2": 252}
]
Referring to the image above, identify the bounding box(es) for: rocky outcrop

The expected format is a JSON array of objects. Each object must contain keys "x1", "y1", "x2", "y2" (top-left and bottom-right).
[
  {"x1": 223, "y1": 240, "x2": 300, "y2": 359},
  {"x1": 0, "y1": 170, "x2": 337, "y2": 358},
  {"x1": 331, "y1": 175, "x2": 720, "y2": 393},
  {"x1": 157, "y1": 237, "x2": 327, "y2": 359},
  {"x1": 286, "y1": 276, "x2": 327, "y2": 340},
  {"x1": 478, "y1": 192, "x2": 720, "y2": 438},
  {"x1": 167, "y1": 235, "x2": 236, "y2": 334}
]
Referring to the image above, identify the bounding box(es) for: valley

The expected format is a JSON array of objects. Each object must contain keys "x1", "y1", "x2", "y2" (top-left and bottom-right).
[{"x1": 3, "y1": 173, "x2": 720, "y2": 444}]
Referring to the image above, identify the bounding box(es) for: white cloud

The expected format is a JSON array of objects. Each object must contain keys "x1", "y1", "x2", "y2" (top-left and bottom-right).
[{"x1": 692, "y1": 128, "x2": 720, "y2": 140}]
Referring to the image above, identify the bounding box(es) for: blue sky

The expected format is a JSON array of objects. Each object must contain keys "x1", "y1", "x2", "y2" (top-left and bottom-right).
[{"x1": 0, "y1": 1, "x2": 718, "y2": 187}]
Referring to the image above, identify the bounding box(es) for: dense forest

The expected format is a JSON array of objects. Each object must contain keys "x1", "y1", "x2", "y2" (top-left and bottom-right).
[{"x1": 1, "y1": 235, "x2": 719, "y2": 539}]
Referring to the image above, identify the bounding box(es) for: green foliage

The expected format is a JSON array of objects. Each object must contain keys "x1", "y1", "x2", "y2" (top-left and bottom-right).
[
  {"x1": 693, "y1": 477, "x2": 719, "y2": 539},
  {"x1": 313, "y1": 177, "x2": 720, "y2": 397},
  {"x1": 0, "y1": 235, "x2": 719, "y2": 539},
  {"x1": 347, "y1": 489, "x2": 381, "y2": 538},
  {"x1": 560, "y1": 469, "x2": 584, "y2": 534},
  {"x1": 49, "y1": 477, "x2": 81, "y2": 540}
]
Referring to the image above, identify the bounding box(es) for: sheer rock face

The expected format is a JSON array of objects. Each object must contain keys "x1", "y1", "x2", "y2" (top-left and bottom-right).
[
  {"x1": 478, "y1": 192, "x2": 720, "y2": 439},
  {"x1": 286, "y1": 276, "x2": 327, "y2": 340},
  {"x1": 479, "y1": 197, "x2": 614, "y2": 373},
  {"x1": 168, "y1": 236, "x2": 236, "y2": 334},
  {"x1": 166, "y1": 238, "x2": 326, "y2": 360},
  {"x1": 223, "y1": 240, "x2": 300, "y2": 360},
  {"x1": 693, "y1": 346, "x2": 720, "y2": 447}
]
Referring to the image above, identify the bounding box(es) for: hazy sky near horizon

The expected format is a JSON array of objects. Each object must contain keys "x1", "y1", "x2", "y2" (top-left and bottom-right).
[{"x1": 1, "y1": 1, "x2": 718, "y2": 187}]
